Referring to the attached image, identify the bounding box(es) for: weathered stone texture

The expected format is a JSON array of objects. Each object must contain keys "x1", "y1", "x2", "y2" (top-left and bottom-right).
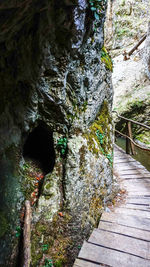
[
  {"x1": 0, "y1": 0, "x2": 114, "y2": 265},
  {"x1": 144, "y1": 21, "x2": 150, "y2": 79}
]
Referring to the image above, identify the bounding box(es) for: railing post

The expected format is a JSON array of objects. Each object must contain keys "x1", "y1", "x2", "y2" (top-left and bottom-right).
[
  {"x1": 128, "y1": 121, "x2": 135, "y2": 155},
  {"x1": 126, "y1": 122, "x2": 130, "y2": 154}
]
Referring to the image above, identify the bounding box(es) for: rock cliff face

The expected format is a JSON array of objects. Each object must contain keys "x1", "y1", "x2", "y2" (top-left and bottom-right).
[
  {"x1": 0, "y1": 0, "x2": 113, "y2": 265},
  {"x1": 144, "y1": 21, "x2": 150, "y2": 79}
]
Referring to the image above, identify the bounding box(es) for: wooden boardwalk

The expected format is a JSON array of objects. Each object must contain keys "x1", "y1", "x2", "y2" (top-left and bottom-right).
[{"x1": 74, "y1": 145, "x2": 150, "y2": 267}]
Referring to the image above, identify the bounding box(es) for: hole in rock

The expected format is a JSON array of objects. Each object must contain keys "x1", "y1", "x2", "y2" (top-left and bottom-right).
[{"x1": 23, "y1": 124, "x2": 55, "y2": 174}]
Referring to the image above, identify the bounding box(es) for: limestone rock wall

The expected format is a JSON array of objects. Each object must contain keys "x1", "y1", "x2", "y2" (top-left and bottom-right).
[
  {"x1": 0, "y1": 0, "x2": 114, "y2": 265},
  {"x1": 144, "y1": 21, "x2": 150, "y2": 79}
]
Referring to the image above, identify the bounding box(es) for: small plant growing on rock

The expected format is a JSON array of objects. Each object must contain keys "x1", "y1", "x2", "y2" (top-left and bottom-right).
[
  {"x1": 15, "y1": 226, "x2": 21, "y2": 237},
  {"x1": 42, "y1": 244, "x2": 49, "y2": 252},
  {"x1": 57, "y1": 137, "x2": 68, "y2": 157},
  {"x1": 101, "y1": 46, "x2": 113, "y2": 71},
  {"x1": 96, "y1": 130, "x2": 104, "y2": 145},
  {"x1": 89, "y1": 0, "x2": 107, "y2": 31},
  {"x1": 43, "y1": 258, "x2": 53, "y2": 267},
  {"x1": 95, "y1": 130, "x2": 113, "y2": 166}
]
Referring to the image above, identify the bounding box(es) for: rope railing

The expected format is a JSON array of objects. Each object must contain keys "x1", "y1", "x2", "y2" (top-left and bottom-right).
[{"x1": 113, "y1": 111, "x2": 150, "y2": 154}]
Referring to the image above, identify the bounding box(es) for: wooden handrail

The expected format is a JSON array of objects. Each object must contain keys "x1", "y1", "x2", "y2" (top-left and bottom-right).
[
  {"x1": 115, "y1": 129, "x2": 150, "y2": 152},
  {"x1": 113, "y1": 111, "x2": 150, "y2": 154},
  {"x1": 113, "y1": 111, "x2": 150, "y2": 130},
  {"x1": 123, "y1": 34, "x2": 147, "y2": 60}
]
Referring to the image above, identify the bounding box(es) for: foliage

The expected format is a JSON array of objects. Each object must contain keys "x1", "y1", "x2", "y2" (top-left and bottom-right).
[
  {"x1": 42, "y1": 244, "x2": 49, "y2": 252},
  {"x1": 31, "y1": 213, "x2": 72, "y2": 266},
  {"x1": 0, "y1": 212, "x2": 8, "y2": 238},
  {"x1": 96, "y1": 131, "x2": 113, "y2": 166},
  {"x1": 21, "y1": 159, "x2": 44, "y2": 202},
  {"x1": 101, "y1": 46, "x2": 113, "y2": 71},
  {"x1": 43, "y1": 258, "x2": 53, "y2": 267},
  {"x1": 54, "y1": 259, "x2": 64, "y2": 267},
  {"x1": 96, "y1": 130, "x2": 104, "y2": 145},
  {"x1": 15, "y1": 226, "x2": 21, "y2": 237},
  {"x1": 57, "y1": 137, "x2": 68, "y2": 157},
  {"x1": 89, "y1": 0, "x2": 107, "y2": 31},
  {"x1": 85, "y1": 100, "x2": 113, "y2": 166},
  {"x1": 115, "y1": 27, "x2": 130, "y2": 38},
  {"x1": 106, "y1": 153, "x2": 113, "y2": 165}
]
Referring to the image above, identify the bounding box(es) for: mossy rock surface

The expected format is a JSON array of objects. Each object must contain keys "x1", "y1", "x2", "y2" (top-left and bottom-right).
[
  {"x1": 0, "y1": 212, "x2": 8, "y2": 238},
  {"x1": 85, "y1": 100, "x2": 113, "y2": 165}
]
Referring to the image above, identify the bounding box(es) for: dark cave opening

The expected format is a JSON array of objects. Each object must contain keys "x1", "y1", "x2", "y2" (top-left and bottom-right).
[{"x1": 23, "y1": 124, "x2": 55, "y2": 174}]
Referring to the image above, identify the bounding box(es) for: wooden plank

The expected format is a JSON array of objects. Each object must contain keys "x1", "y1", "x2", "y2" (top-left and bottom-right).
[
  {"x1": 114, "y1": 162, "x2": 137, "y2": 166},
  {"x1": 121, "y1": 203, "x2": 150, "y2": 211},
  {"x1": 114, "y1": 158, "x2": 143, "y2": 165},
  {"x1": 116, "y1": 161, "x2": 145, "y2": 167},
  {"x1": 73, "y1": 259, "x2": 101, "y2": 267},
  {"x1": 89, "y1": 229, "x2": 149, "y2": 259},
  {"x1": 120, "y1": 172, "x2": 150, "y2": 176},
  {"x1": 117, "y1": 170, "x2": 147, "y2": 175},
  {"x1": 113, "y1": 207, "x2": 150, "y2": 218},
  {"x1": 116, "y1": 166, "x2": 145, "y2": 170},
  {"x1": 73, "y1": 146, "x2": 150, "y2": 267},
  {"x1": 127, "y1": 195, "x2": 150, "y2": 199},
  {"x1": 118, "y1": 175, "x2": 150, "y2": 179},
  {"x1": 123, "y1": 179, "x2": 150, "y2": 184},
  {"x1": 114, "y1": 158, "x2": 137, "y2": 161},
  {"x1": 123, "y1": 185, "x2": 150, "y2": 191},
  {"x1": 98, "y1": 221, "x2": 150, "y2": 241},
  {"x1": 122, "y1": 176, "x2": 150, "y2": 180},
  {"x1": 124, "y1": 187, "x2": 150, "y2": 193},
  {"x1": 122, "y1": 180, "x2": 150, "y2": 187},
  {"x1": 100, "y1": 213, "x2": 150, "y2": 231},
  {"x1": 126, "y1": 198, "x2": 150, "y2": 205},
  {"x1": 124, "y1": 189, "x2": 150, "y2": 195},
  {"x1": 78, "y1": 241, "x2": 150, "y2": 267},
  {"x1": 127, "y1": 193, "x2": 150, "y2": 198},
  {"x1": 114, "y1": 156, "x2": 133, "y2": 160}
]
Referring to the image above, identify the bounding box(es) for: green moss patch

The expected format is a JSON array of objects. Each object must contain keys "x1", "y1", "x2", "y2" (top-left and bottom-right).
[
  {"x1": 0, "y1": 212, "x2": 8, "y2": 238},
  {"x1": 136, "y1": 132, "x2": 150, "y2": 147},
  {"x1": 101, "y1": 47, "x2": 113, "y2": 71},
  {"x1": 31, "y1": 213, "x2": 72, "y2": 266},
  {"x1": 85, "y1": 100, "x2": 113, "y2": 164}
]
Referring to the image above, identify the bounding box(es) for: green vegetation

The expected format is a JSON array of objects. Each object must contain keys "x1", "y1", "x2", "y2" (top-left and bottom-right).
[
  {"x1": 85, "y1": 100, "x2": 113, "y2": 165},
  {"x1": 111, "y1": 0, "x2": 148, "y2": 48},
  {"x1": 89, "y1": 0, "x2": 107, "y2": 31},
  {"x1": 0, "y1": 212, "x2": 8, "y2": 238},
  {"x1": 54, "y1": 259, "x2": 64, "y2": 267},
  {"x1": 67, "y1": 100, "x2": 88, "y2": 123},
  {"x1": 96, "y1": 130, "x2": 104, "y2": 145},
  {"x1": 57, "y1": 137, "x2": 68, "y2": 157},
  {"x1": 89, "y1": 0, "x2": 106, "y2": 20},
  {"x1": 42, "y1": 244, "x2": 49, "y2": 252},
  {"x1": 15, "y1": 226, "x2": 21, "y2": 238},
  {"x1": 101, "y1": 47, "x2": 113, "y2": 71},
  {"x1": 115, "y1": 27, "x2": 130, "y2": 38},
  {"x1": 136, "y1": 132, "x2": 150, "y2": 147},
  {"x1": 43, "y1": 259, "x2": 53, "y2": 267},
  {"x1": 31, "y1": 213, "x2": 72, "y2": 266},
  {"x1": 96, "y1": 130, "x2": 113, "y2": 165},
  {"x1": 20, "y1": 160, "x2": 42, "y2": 200}
]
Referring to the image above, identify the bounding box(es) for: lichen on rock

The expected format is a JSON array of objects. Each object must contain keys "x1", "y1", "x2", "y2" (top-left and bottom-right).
[{"x1": 0, "y1": 0, "x2": 114, "y2": 265}]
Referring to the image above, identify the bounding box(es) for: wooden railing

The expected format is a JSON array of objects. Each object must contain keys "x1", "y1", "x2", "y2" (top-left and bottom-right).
[
  {"x1": 123, "y1": 34, "x2": 147, "y2": 60},
  {"x1": 113, "y1": 111, "x2": 150, "y2": 154}
]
